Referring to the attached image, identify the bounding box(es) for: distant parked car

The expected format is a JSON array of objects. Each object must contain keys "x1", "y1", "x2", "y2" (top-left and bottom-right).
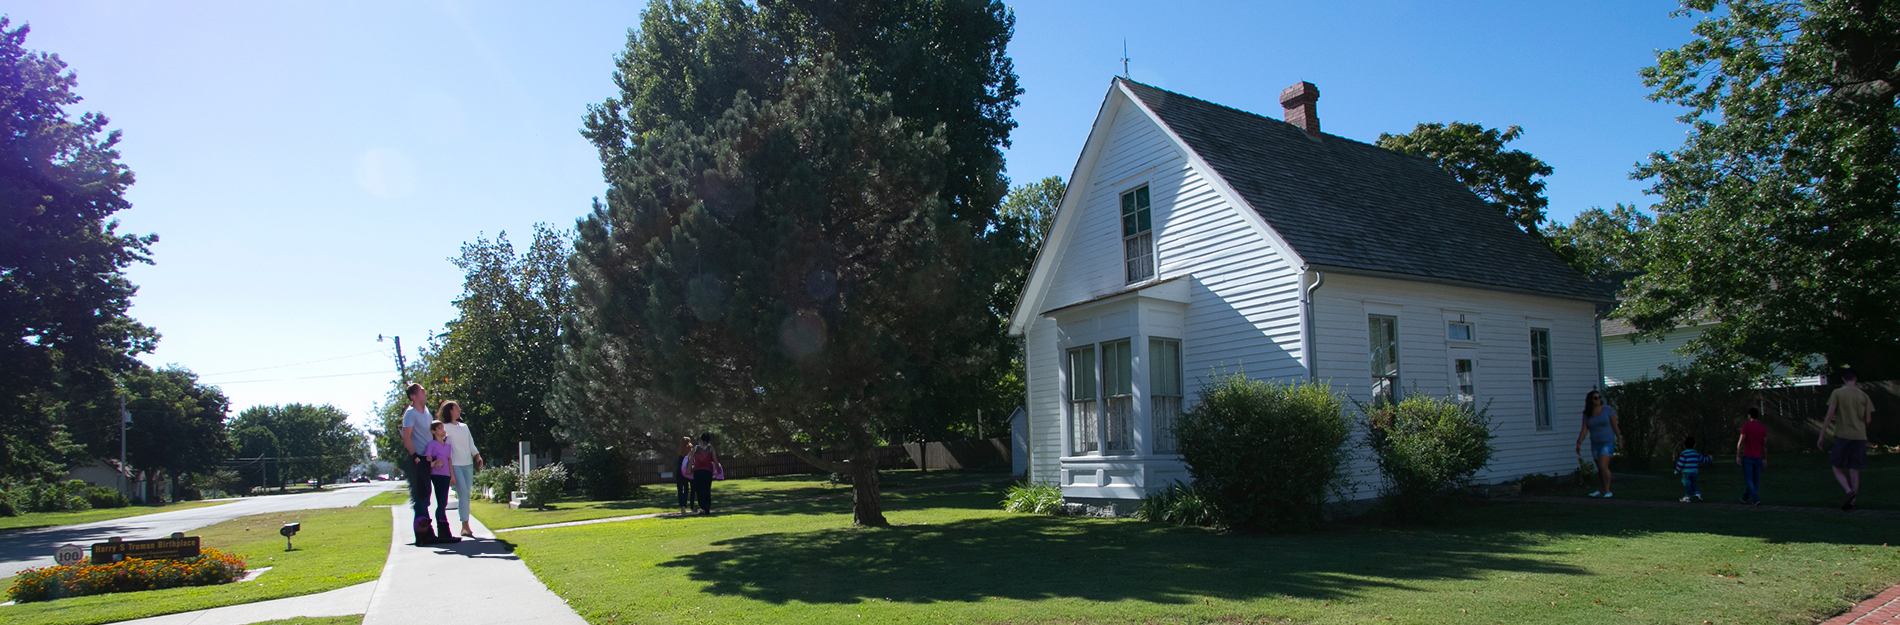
[
  {"x1": 377, "y1": 474, "x2": 392, "y2": 481},
  {"x1": 351, "y1": 475, "x2": 370, "y2": 483}
]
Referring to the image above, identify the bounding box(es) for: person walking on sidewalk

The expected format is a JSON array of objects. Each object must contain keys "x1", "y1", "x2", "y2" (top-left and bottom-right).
[
  {"x1": 1737, "y1": 407, "x2": 1768, "y2": 504},
  {"x1": 675, "y1": 436, "x2": 694, "y2": 514},
  {"x1": 424, "y1": 421, "x2": 460, "y2": 543},
  {"x1": 400, "y1": 383, "x2": 436, "y2": 536},
  {"x1": 439, "y1": 401, "x2": 483, "y2": 537},
  {"x1": 690, "y1": 434, "x2": 719, "y2": 515},
  {"x1": 1574, "y1": 390, "x2": 1622, "y2": 498},
  {"x1": 1818, "y1": 366, "x2": 1875, "y2": 511}
]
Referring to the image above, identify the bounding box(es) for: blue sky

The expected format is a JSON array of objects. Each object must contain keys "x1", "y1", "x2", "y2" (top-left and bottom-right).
[{"x1": 8, "y1": 1, "x2": 1695, "y2": 430}]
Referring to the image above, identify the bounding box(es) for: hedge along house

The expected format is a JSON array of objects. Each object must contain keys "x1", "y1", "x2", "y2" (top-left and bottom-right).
[{"x1": 1009, "y1": 78, "x2": 1611, "y2": 509}]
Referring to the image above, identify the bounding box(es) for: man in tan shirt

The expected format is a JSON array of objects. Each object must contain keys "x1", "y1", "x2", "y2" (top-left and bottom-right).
[{"x1": 1817, "y1": 366, "x2": 1874, "y2": 510}]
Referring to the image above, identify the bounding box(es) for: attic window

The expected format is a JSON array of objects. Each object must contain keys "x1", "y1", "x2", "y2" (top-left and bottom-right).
[
  {"x1": 1448, "y1": 321, "x2": 1475, "y2": 341},
  {"x1": 1122, "y1": 186, "x2": 1154, "y2": 283}
]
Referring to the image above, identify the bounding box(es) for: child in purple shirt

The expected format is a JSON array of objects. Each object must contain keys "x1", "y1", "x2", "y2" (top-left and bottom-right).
[{"x1": 425, "y1": 422, "x2": 459, "y2": 541}]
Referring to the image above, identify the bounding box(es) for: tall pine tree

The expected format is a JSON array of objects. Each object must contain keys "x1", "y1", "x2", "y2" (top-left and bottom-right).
[{"x1": 560, "y1": 0, "x2": 1020, "y2": 526}]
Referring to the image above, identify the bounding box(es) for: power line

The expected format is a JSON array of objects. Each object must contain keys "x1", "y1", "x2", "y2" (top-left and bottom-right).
[{"x1": 199, "y1": 349, "x2": 393, "y2": 377}]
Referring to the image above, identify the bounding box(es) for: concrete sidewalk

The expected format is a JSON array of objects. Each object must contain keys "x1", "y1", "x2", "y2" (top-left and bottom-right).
[{"x1": 361, "y1": 502, "x2": 586, "y2": 625}]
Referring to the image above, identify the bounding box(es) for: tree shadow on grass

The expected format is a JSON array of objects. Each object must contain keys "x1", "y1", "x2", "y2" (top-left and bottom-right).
[
  {"x1": 654, "y1": 491, "x2": 1899, "y2": 607},
  {"x1": 656, "y1": 514, "x2": 1584, "y2": 606}
]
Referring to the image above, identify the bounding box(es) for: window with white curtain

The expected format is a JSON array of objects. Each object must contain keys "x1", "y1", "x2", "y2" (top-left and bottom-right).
[
  {"x1": 1102, "y1": 339, "x2": 1133, "y2": 452},
  {"x1": 1149, "y1": 338, "x2": 1182, "y2": 453},
  {"x1": 1121, "y1": 186, "x2": 1154, "y2": 283},
  {"x1": 1067, "y1": 346, "x2": 1098, "y2": 454},
  {"x1": 1530, "y1": 328, "x2": 1553, "y2": 430},
  {"x1": 1368, "y1": 315, "x2": 1401, "y2": 406}
]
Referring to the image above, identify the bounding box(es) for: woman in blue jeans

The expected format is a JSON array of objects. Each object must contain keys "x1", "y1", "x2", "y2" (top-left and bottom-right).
[
  {"x1": 1573, "y1": 390, "x2": 1623, "y2": 497},
  {"x1": 439, "y1": 401, "x2": 483, "y2": 537}
]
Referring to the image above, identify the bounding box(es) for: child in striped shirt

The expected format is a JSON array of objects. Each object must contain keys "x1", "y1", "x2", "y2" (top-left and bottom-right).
[{"x1": 1675, "y1": 436, "x2": 1712, "y2": 502}]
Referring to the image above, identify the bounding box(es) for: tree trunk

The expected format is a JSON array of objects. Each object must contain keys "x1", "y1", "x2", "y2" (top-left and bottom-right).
[{"x1": 849, "y1": 455, "x2": 888, "y2": 527}]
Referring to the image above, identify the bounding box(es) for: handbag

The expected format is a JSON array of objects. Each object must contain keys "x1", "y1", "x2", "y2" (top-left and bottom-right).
[{"x1": 712, "y1": 461, "x2": 725, "y2": 480}]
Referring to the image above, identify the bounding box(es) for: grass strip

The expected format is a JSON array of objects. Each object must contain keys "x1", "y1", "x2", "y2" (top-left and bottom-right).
[
  {"x1": 3, "y1": 503, "x2": 388, "y2": 625},
  {"x1": 471, "y1": 469, "x2": 1007, "y2": 530},
  {"x1": 0, "y1": 501, "x2": 229, "y2": 533},
  {"x1": 356, "y1": 490, "x2": 409, "y2": 507},
  {"x1": 503, "y1": 484, "x2": 1900, "y2": 624}
]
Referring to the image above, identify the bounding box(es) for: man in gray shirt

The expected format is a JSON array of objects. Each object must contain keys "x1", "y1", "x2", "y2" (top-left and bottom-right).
[{"x1": 400, "y1": 383, "x2": 435, "y2": 532}]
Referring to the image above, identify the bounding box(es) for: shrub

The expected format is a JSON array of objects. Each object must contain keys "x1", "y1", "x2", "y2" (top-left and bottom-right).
[
  {"x1": 520, "y1": 463, "x2": 568, "y2": 509},
  {"x1": 1174, "y1": 373, "x2": 1351, "y2": 532},
  {"x1": 1136, "y1": 482, "x2": 1219, "y2": 528},
  {"x1": 572, "y1": 444, "x2": 634, "y2": 500},
  {"x1": 1000, "y1": 482, "x2": 1063, "y2": 515},
  {"x1": 7, "y1": 548, "x2": 247, "y2": 602},
  {"x1": 1363, "y1": 394, "x2": 1496, "y2": 521},
  {"x1": 12, "y1": 479, "x2": 93, "y2": 513},
  {"x1": 84, "y1": 486, "x2": 129, "y2": 509},
  {"x1": 474, "y1": 463, "x2": 521, "y2": 502}
]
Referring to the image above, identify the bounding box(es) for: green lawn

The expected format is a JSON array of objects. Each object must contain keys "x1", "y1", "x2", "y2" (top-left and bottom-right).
[
  {"x1": 503, "y1": 483, "x2": 1900, "y2": 625},
  {"x1": 4, "y1": 502, "x2": 390, "y2": 625},
  {"x1": 1584, "y1": 450, "x2": 1900, "y2": 510},
  {"x1": 0, "y1": 500, "x2": 230, "y2": 533},
  {"x1": 356, "y1": 489, "x2": 410, "y2": 507},
  {"x1": 473, "y1": 469, "x2": 1008, "y2": 530}
]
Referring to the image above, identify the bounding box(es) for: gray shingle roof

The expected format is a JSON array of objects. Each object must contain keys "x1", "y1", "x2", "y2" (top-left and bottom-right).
[{"x1": 1119, "y1": 79, "x2": 1608, "y2": 301}]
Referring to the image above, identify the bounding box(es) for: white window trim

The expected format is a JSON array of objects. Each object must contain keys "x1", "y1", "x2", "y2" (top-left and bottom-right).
[
  {"x1": 1530, "y1": 327, "x2": 1554, "y2": 431},
  {"x1": 1120, "y1": 185, "x2": 1156, "y2": 285},
  {"x1": 1448, "y1": 348, "x2": 1479, "y2": 408},
  {"x1": 1368, "y1": 314, "x2": 1402, "y2": 406}
]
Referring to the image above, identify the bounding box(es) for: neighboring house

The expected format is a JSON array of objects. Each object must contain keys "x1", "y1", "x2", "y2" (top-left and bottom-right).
[
  {"x1": 1008, "y1": 78, "x2": 1610, "y2": 509},
  {"x1": 1600, "y1": 319, "x2": 1822, "y2": 387}
]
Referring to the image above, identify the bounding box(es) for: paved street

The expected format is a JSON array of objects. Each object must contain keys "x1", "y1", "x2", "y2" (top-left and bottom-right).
[{"x1": 0, "y1": 481, "x2": 400, "y2": 577}]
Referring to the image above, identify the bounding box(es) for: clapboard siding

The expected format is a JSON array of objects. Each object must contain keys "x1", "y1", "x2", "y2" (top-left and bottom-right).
[
  {"x1": 1022, "y1": 87, "x2": 1305, "y2": 492},
  {"x1": 1601, "y1": 327, "x2": 1702, "y2": 385},
  {"x1": 1314, "y1": 273, "x2": 1599, "y2": 492},
  {"x1": 1017, "y1": 82, "x2": 1598, "y2": 503},
  {"x1": 1024, "y1": 316, "x2": 1062, "y2": 484}
]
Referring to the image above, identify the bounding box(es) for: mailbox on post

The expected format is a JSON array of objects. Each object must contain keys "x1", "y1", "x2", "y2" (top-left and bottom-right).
[{"x1": 280, "y1": 522, "x2": 300, "y2": 551}]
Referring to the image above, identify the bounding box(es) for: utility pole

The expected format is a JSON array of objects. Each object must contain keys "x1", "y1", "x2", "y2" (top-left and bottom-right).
[{"x1": 380, "y1": 334, "x2": 409, "y2": 382}]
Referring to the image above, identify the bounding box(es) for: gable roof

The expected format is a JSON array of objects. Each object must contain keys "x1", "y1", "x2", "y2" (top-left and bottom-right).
[{"x1": 1117, "y1": 79, "x2": 1607, "y2": 302}]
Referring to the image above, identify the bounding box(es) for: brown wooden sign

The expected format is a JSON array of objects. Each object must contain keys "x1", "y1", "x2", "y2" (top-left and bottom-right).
[{"x1": 91, "y1": 533, "x2": 200, "y2": 564}]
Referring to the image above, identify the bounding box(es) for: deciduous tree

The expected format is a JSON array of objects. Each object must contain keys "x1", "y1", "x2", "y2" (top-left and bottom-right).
[
  {"x1": 227, "y1": 404, "x2": 366, "y2": 485},
  {"x1": 122, "y1": 365, "x2": 231, "y2": 500},
  {"x1": 1376, "y1": 122, "x2": 1554, "y2": 236},
  {"x1": 1626, "y1": 0, "x2": 1900, "y2": 378},
  {"x1": 0, "y1": 18, "x2": 158, "y2": 480},
  {"x1": 1545, "y1": 203, "x2": 1654, "y2": 278},
  {"x1": 425, "y1": 225, "x2": 571, "y2": 462}
]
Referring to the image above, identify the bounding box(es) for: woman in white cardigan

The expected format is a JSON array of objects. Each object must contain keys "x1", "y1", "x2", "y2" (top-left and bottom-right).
[{"x1": 436, "y1": 401, "x2": 484, "y2": 537}]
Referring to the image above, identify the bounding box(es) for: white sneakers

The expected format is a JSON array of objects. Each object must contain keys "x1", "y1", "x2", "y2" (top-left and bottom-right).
[{"x1": 1588, "y1": 491, "x2": 1614, "y2": 498}]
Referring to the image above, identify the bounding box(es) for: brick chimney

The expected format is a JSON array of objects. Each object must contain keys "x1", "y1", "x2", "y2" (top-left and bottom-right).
[{"x1": 1279, "y1": 81, "x2": 1321, "y2": 137}]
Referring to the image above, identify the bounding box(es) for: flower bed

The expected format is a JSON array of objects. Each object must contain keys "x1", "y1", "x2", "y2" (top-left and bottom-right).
[{"x1": 6, "y1": 549, "x2": 247, "y2": 603}]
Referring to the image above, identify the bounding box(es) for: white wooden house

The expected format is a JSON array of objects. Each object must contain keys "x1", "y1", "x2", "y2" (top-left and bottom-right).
[{"x1": 1009, "y1": 78, "x2": 1611, "y2": 509}]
